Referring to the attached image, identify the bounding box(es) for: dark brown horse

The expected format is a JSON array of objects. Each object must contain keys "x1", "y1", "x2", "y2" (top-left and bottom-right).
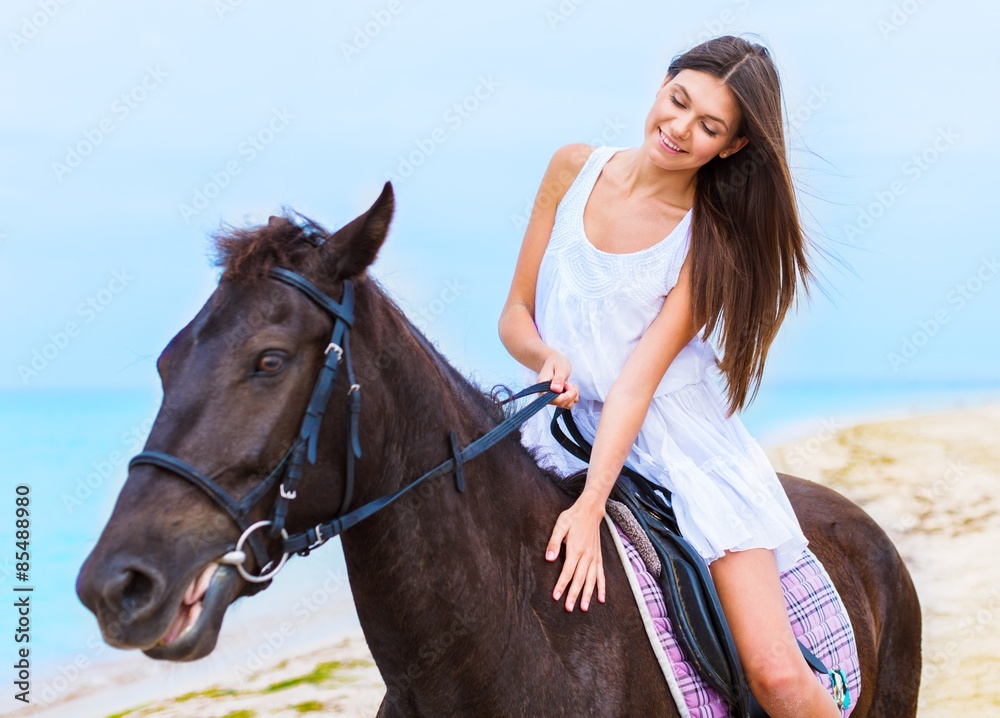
[{"x1": 76, "y1": 183, "x2": 921, "y2": 717}]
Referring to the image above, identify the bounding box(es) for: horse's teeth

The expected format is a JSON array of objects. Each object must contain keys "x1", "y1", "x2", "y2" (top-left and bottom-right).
[{"x1": 184, "y1": 563, "x2": 219, "y2": 606}]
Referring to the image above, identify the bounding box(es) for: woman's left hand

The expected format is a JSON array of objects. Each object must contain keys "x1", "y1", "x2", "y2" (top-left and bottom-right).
[{"x1": 545, "y1": 496, "x2": 607, "y2": 612}]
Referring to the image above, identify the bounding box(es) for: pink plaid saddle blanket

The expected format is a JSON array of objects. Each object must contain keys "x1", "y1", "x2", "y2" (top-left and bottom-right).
[{"x1": 606, "y1": 516, "x2": 862, "y2": 717}]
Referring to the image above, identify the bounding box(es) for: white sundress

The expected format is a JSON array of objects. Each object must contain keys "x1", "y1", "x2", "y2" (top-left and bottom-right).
[{"x1": 518, "y1": 144, "x2": 810, "y2": 574}]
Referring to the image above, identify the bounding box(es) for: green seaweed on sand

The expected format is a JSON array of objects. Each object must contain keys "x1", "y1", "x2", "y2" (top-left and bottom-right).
[
  {"x1": 105, "y1": 701, "x2": 172, "y2": 717},
  {"x1": 262, "y1": 658, "x2": 372, "y2": 692},
  {"x1": 173, "y1": 686, "x2": 241, "y2": 702},
  {"x1": 291, "y1": 700, "x2": 325, "y2": 713},
  {"x1": 104, "y1": 702, "x2": 154, "y2": 718}
]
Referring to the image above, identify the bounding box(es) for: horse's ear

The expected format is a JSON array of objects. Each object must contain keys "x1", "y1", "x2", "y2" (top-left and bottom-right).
[{"x1": 325, "y1": 181, "x2": 395, "y2": 278}]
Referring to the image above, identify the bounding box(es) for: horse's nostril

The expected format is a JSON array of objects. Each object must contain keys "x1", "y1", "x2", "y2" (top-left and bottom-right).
[
  {"x1": 123, "y1": 569, "x2": 153, "y2": 608},
  {"x1": 104, "y1": 563, "x2": 164, "y2": 623}
]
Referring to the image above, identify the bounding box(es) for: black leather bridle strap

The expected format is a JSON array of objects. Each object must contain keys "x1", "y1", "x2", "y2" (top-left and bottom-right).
[
  {"x1": 127, "y1": 266, "x2": 358, "y2": 575},
  {"x1": 266, "y1": 268, "x2": 360, "y2": 538},
  {"x1": 126, "y1": 446, "x2": 294, "y2": 571},
  {"x1": 124, "y1": 259, "x2": 564, "y2": 582},
  {"x1": 269, "y1": 267, "x2": 354, "y2": 326},
  {"x1": 341, "y1": 329, "x2": 362, "y2": 514},
  {"x1": 301, "y1": 312, "x2": 350, "y2": 463},
  {"x1": 281, "y1": 382, "x2": 558, "y2": 554}
]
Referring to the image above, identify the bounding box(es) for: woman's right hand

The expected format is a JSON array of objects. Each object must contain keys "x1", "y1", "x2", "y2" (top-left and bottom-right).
[{"x1": 536, "y1": 351, "x2": 580, "y2": 410}]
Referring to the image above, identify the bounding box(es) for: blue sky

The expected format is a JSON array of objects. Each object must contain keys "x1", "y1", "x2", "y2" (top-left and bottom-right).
[{"x1": 2, "y1": 0, "x2": 998, "y2": 395}]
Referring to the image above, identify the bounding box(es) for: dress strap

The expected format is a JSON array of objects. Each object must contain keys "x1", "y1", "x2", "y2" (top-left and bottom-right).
[{"x1": 564, "y1": 145, "x2": 616, "y2": 207}]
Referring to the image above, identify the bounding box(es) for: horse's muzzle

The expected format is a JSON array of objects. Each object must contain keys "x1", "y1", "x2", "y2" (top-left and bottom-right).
[{"x1": 76, "y1": 548, "x2": 244, "y2": 660}]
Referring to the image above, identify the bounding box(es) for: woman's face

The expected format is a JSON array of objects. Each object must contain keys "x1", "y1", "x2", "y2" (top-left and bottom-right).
[{"x1": 644, "y1": 68, "x2": 748, "y2": 170}]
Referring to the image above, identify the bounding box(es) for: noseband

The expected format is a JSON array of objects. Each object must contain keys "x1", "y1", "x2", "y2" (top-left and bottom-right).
[{"x1": 129, "y1": 266, "x2": 558, "y2": 584}]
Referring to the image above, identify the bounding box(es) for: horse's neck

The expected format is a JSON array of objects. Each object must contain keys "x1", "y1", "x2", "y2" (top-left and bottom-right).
[
  {"x1": 337, "y1": 323, "x2": 568, "y2": 686},
  {"x1": 341, "y1": 372, "x2": 560, "y2": 589},
  {"x1": 342, "y1": 305, "x2": 560, "y2": 568}
]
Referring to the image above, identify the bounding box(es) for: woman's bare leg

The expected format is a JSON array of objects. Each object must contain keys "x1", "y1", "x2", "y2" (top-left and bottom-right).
[{"x1": 708, "y1": 547, "x2": 841, "y2": 718}]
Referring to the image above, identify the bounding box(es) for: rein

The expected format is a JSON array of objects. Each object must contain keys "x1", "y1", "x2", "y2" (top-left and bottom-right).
[{"x1": 128, "y1": 266, "x2": 559, "y2": 584}]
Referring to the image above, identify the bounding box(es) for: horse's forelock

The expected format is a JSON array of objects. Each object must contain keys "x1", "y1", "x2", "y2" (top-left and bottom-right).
[{"x1": 210, "y1": 211, "x2": 332, "y2": 286}]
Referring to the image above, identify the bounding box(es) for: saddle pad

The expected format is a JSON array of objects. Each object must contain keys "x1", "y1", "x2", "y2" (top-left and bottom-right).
[{"x1": 605, "y1": 516, "x2": 862, "y2": 717}]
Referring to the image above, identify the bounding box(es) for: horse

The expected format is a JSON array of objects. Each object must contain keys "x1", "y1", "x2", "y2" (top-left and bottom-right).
[{"x1": 76, "y1": 182, "x2": 921, "y2": 717}]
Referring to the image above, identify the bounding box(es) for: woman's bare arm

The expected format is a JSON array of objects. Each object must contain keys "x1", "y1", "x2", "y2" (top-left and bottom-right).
[{"x1": 498, "y1": 143, "x2": 595, "y2": 374}]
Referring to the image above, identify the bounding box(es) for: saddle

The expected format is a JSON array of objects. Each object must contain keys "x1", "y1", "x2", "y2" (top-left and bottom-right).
[{"x1": 549, "y1": 407, "x2": 831, "y2": 718}]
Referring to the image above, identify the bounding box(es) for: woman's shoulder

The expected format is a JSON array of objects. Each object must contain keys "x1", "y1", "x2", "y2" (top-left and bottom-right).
[
  {"x1": 551, "y1": 142, "x2": 599, "y2": 172},
  {"x1": 524, "y1": 144, "x2": 604, "y2": 230},
  {"x1": 544, "y1": 143, "x2": 603, "y2": 195}
]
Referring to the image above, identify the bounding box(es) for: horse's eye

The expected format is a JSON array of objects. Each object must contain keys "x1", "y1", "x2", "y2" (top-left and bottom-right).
[{"x1": 256, "y1": 353, "x2": 285, "y2": 374}]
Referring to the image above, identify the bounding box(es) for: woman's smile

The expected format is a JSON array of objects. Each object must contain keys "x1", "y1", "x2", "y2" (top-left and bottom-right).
[{"x1": 658, "y1": 128, "x2": 686, "y2": 154}]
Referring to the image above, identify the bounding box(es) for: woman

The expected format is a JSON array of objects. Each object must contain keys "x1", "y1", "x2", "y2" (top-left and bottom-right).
[{"x1": 498, "y1": 35, "x2": 841, "y2": 717}]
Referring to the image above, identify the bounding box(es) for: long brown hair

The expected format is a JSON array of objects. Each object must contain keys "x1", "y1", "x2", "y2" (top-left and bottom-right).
[{"x1": 670, "y1": 35, "x2": 817, "y2": 417}]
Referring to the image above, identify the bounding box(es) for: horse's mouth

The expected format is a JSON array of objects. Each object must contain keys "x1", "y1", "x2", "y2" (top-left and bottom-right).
[{"x1": 142, "y1": 562, "x2": 242, "y2": 661}]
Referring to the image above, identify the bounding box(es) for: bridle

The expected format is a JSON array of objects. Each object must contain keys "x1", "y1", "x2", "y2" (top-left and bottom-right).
[{"x1": 128, "y1": 266, "x2": 559, "y2": 584}]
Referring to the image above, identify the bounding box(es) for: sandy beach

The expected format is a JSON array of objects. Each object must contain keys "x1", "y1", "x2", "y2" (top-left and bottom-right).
[
  {"x1": 9, "y1": 398, "x2": 1000, "y2": 718},
  {"x1": 766, "y1": 399, "x2": 1000, "y2": 717}
]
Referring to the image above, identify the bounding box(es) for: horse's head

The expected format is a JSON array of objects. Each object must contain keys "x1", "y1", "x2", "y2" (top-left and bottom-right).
[{"x1": 76, "y1": 182, "x2": 395, "y2": 661}]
